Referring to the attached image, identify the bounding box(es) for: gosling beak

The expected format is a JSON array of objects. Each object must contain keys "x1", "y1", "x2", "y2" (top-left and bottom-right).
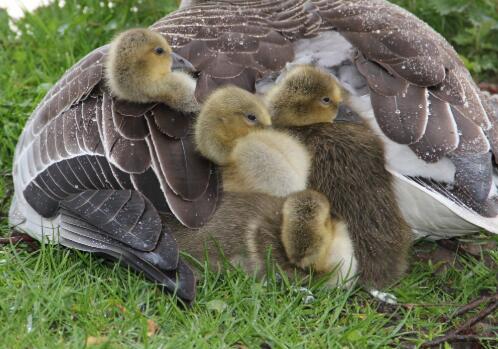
[
  {"x1": 171, "y1": 52, "x2": 196, "y2": 73},
  {"x1": 335, "y1": 104, "x2": 362, "y2": 123}
]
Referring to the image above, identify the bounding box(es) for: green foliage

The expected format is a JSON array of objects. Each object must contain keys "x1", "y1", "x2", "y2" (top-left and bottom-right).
[
  {"x1": 391, "y1": 0, "x2": 498, "y2": 81},
  {"x1": 0, "y1": 242, "x2": 497, "y2": 348}
]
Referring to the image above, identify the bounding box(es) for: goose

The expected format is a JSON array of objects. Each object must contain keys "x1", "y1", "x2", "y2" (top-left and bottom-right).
[
  {"x1": 9, "y1": 0, "x2": 498, "y2": 300},
  {"x1": 266, "y1": 65, "x2": 412, "y2": 289},
  {"x1": 194, "y1": 85, "x2": 310, "y2": 196},
  {"x1": 170, "y1": 189, "x2": 356, "y2": 286}
]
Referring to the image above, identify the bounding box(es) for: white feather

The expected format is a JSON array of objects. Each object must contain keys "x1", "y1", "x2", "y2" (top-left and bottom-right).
[{"x1": 391, "y1": 170, "x2": 498, "y2": 237}]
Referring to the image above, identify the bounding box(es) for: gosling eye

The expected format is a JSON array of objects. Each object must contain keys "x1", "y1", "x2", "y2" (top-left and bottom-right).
[
  {"x1": 245, "y1": 113, "x2": 258, "y2": 125},
  {"x1": 154, "y1": 47, "x2": 165, "y2": 55},
  {"x1": 321, "y1": 97, "x2": 331, "y2": 105}
]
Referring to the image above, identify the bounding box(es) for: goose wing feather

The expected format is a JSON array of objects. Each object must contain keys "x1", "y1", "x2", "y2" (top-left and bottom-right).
[
  {"x1": 145, "y1": 114, "x2": 220, "y2": 227},
  {"x1": 150, "y1": 3, "x2": 301, "y2": 100},
  {"x1": 409, "y1": 93, "x2": 459, "y2": 163},
  {"x1": 59, "y1": 207, "x2": 195, "y2": 302},
  {"x1": 28, "y1": 46, "x2": 108, "y2": 139},
  {"x1": 60, "y1": 190, "x2": 163, "y2": 252},
  {"x1": 315, "y1": 0, "x2": 494, "y2": 158}
]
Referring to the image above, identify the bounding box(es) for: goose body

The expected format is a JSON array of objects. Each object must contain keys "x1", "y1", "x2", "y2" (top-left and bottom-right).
[{"x1": 9, "y1": 0, "x2": 498, "y2": 300}]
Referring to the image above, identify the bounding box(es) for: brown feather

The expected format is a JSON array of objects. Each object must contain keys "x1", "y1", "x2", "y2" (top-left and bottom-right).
[
  {"x1": 30, "y1": 48, "x2": 106, "y2": 136},
  {"x1": 112, "y1": 108, "x2": 149, "y2": 141},
  {"x1": 289, "y1": 121, "x2": 413, "y2": 288},
  {"x1": 369, "y1": 84, "x2": 428, "y2": 144},
  {"x1": 101, "y1": 93, "x2": 151, "y2": 173},
  {"x1": 451, "y1": 107, "x2": 490, "y2": 156},
  {"x1": 147, "y1": 115, "x2": 212, "y2": 201},
  {"x1": 409, "y1": 94, "x2": 459, "y2": 162},
  {"x1": 355, "y1": 53, "x2": 408, "y2": 97},
  {"x1": 152, "y1": 104, "x2": 193, "y2": 139},
  {"x1": 113, "y1": 99, "x2": 156, "y2": 117}
]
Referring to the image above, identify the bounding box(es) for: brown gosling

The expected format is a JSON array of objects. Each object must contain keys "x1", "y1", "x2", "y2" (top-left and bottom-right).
[
  {"x1": 168, "y1": 190, "x2": 357, "y2": 285},
  {"x1": 105, "y1": 28, "x2": 198, "y2": 112},
  {"x1": 266, "y1": 64, "x2": 413, "y2": 290},
  {"x1": 194, "y1": 85, "x2": 310, "y2": 197},
  {"x1": 266, "y1": 65, "x2": 344, "y2": 127}
]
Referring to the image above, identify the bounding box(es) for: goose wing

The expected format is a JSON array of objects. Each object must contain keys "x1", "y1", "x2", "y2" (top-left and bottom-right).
[
  {"x1": 156, "y1": 0, "x2": 495, "y2": 163},
  {"x1": 15, "y1": 44, "x2": 219, "y2": 228},
  {"x1": 13, "y1": 41, "x2": 215, "y2": 301},
  {"x1": 314, "y1": 0, "x2": 498, "y2": 217},
  {"x1": 315, "y1": 0, "x2": 493, "y2": 163}
]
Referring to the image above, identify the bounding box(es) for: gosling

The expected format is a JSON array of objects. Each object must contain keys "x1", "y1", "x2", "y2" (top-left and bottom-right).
[
  {"x1": 266, "y1": 65, "x2": 344, "y2": 127},
  {"x1": 105, "y1": 28, "x2": 198, "y2": 112},
  {"x1": 194, "y1": 85, "x2": 310, "y2": 197},
  {"x1": 168, "y1": 190, "x2": 357, "y2": 286}
]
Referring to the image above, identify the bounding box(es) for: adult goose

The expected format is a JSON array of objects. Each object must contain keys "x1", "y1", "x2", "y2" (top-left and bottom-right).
[{"x1": 9, "y1": 0, "x2": 498, "y2": 300}]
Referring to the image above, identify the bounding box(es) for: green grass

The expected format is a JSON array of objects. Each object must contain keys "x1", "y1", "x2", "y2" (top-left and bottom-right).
[{"x1": 0, "y1": 1, "x2": 497, "y2": 348}]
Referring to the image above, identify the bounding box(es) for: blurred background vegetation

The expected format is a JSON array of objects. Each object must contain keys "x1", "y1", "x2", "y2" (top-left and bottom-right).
[{"x1": 392, "y1": 0, "x2": 498, "y2": 82}]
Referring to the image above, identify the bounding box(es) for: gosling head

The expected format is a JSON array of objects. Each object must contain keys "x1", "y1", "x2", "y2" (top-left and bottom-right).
[
  {"x1": 194, "y1": 86, "x2": 272, "y2": 165},
  {"x1": 267, "y1": 65, "x2": 343, "y2": 127},
  {"x1": 281, "y1": 190, "x2": 336, "y2": 273},
  {"x1": 105, "y1": 28, "x2": 196, "y2": 106}
]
